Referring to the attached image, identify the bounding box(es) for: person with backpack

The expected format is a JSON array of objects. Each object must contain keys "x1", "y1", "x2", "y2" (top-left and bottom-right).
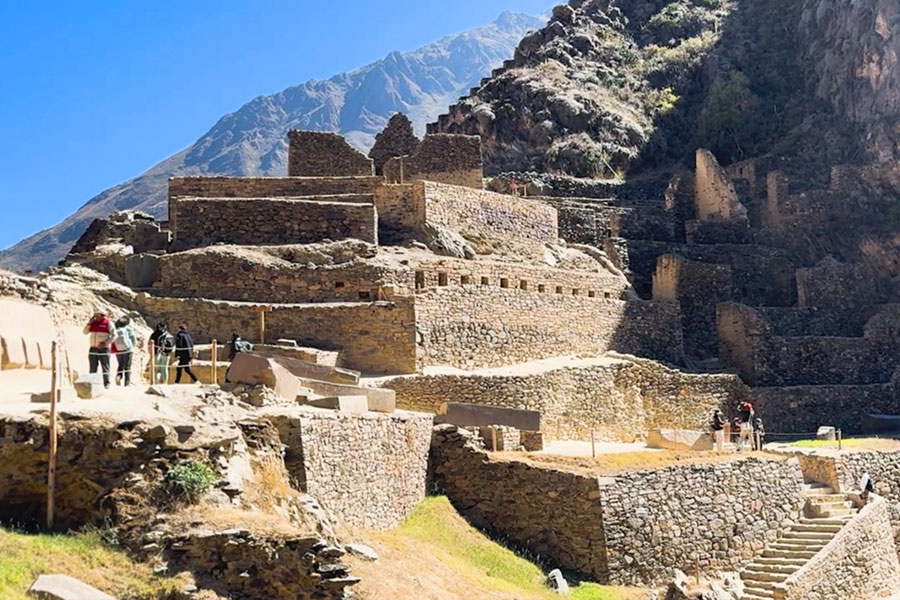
[
  {"x1": 83, "y1": 308, "x2": 117, "y2": 389},
  {"x1": 227, "y1": 333, "x2": 253, "y2": 360},
  {"x1": 149, "y1": 321, "x2": 174, "y2": 384},
  {"x1": 111, "y1": 316, "x2": 136, "y2": 386},
  {"x1": 752, "y1": 417, "x2": 765, "y2": 450},
  {"x1": 174, "y1": 324, "x2": 198, "y2": 384},
  {"x1": 710, "y1": 409, "x2": 725, "y2": 453},
  {"x1": 738, "y1": 401, "x2": 755, "y2": 451},
  {"x1": 860, "y1": 472, "x2": 875, "y2": 504}
]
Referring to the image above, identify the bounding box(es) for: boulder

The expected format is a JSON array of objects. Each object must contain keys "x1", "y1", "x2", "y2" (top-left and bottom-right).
[
  {"x1": 74, "y1": 372, "x2": 105, "y2": 399},
  {"x1": 816, "y1": 426, "x2": 837, "y2": 441},
  {"x1": 228, "y1": 353, "x2": 303, "y2": 402},
  {"x1": 268, "y1": 354, "x2": 359, "y2": 385},
  {"x1": 27, "y1": 574, "x2": 116, "y2": 600},
  {"x1": 647, "y1": 429, "x2": 714, "y2": 452}
]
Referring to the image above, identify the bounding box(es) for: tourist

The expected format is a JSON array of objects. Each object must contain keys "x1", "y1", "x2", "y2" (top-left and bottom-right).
[
  {"x1": 149, "y1": 321, "x2": 174, "y2": 384},
  {"x1": 111, "y1": 316, "x2": 136, "y2": 386},
  {"x1": 860, "y1": 472, "x2": 875, "y2": 504},
  {"x1": 227, "y1": 333, "x2": 252, "y2": 360},
  {"x1": 738, "y1": 401, "x2": 755, "y2": 451},
  {"x1": 710, "y1": 409, "x2": 725, "y2": 453},
  {"x1": 83, "y1": 308, "x2": 116, "y2": 389},
  {"x1": 752, "y1": 417, "x2": 765, "y2": 450},
  {"x1": 174, "y1": 324, "x2": 199, "y2": 383},
  {"x1": 731, "y1": 415, "x2": 742, "y2": 445}
]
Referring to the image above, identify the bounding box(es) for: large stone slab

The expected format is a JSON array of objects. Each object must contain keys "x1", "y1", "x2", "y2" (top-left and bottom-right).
[
  {"x1": 268, "y1": 354, "x2": 359, "y2": 385},
  {"x1": 305, "y1": 395, "x2": 368, "y2": 414},
  {"x1": 646, "y1": 428, "x2": 713, "y2": 451},
  {"x1": 27, "y1": 573, "x2": 116, "y2": 600},
  {"x1": 296, "y1": 377, "x2": 395, "y2": 413},
  {"x1": 124, "y1": 253, "x2": 160, "y2": 288},
  {"x1": 228, "y1": 352, "x2": 302, "y2": 402},
  {"x1": 435, "y1": 402, "x2": 541, "y2": 431}
]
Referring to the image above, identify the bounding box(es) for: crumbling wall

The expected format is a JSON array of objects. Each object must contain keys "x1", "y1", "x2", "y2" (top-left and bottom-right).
[
  {"x1": 753, "y1": 384, "x2": 897, "y2": 434},
  {"x1": 694, "y1": 149, "x2": 747, "y2": 221},
  {"x1": 267, "y1": 410, "x2": 432, "y2": 529},
  {"x1": 170, "y1": 198, "x2": 377, "y2": 249},
  {"x1": 384, "y1": 357, "x2": 744, "y2": 441},
  {"x1": 369, "y1": 114, "x2": 420, "y2": 175},
  {"x1": 135, "y1": 294, "x2": 417, "y2": 374},
  {"x1": 287, "y1": 130, "x2": 374, "y2": 177},
  {"x1": 415, "y1": 286, "x2": 683, "y2": 369},
  {"x1": 385, "y1": 134, "x2": 483, "y2": 188}
]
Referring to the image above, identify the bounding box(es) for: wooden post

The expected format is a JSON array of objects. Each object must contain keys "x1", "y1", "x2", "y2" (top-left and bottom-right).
[
  {"x1": 838, "y1": 429, "x2": 842, "y2": 451},
  {"x1": 210, "y1": 339, "x2": 218, "y2": 386},
  {"x1": 491, "y1": 428, "x2": 498, "y2": 452},
  {"x1": 591, "y1": 431, "x2": 597, "y2": 458},
  {"x1": 148, "y1": 340, "x2": 155, "y2": 384},
  {"x1": 257, "y1": 307, "x2": 268, "y2": 345},
  {"x1": 47, "y1": 341, "x2": 58, "y2": 530}
]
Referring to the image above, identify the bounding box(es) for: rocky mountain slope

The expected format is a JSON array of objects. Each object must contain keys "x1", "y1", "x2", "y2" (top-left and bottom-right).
[
  {"x1": 0, "y1": 11, "x2": 543, "y2": 273},
  {"x1": 432, "y1": 0, "x2": 898, "y2": 178}
]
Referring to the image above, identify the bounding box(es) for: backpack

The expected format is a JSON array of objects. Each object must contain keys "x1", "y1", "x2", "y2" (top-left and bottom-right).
[
  {"x1": 160, "y1": 332, "x2": 176, "y2": 354},
  {"x1": 234, "y1": 340, "x2": 253, "y2": 353}
]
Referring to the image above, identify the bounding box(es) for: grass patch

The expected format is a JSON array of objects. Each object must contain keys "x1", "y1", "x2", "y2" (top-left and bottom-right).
[
  {"x1": 357, "y1": 496, "x2": 644, "y2": 600},
  {"x1": 0, "y1": 527, "x2": 186, "y2": 600},
  {"x1": 790, "y1": 437, "x2": 900, "y2": 450}
]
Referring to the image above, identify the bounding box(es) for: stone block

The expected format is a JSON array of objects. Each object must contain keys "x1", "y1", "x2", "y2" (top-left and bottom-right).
[
  {"x1": 124, "y1": 253, "x2": 160, "y2": 288},
  {"x1": 306, "y1": 395, "x2": 368, "y2": 414},
  {"x1": 646, "y1": 429, "x2": 714, "y2": 451},
  {"x1": 30, "y1": 389, "x2": 78, "y2": 404},
  {"x1": 296, "y1": 377, "x2": 396, "y2": 413},
  {"x1": 521, "y1": 431, "x2": 544, "y2": 452},
  {"x1": 268, "y1": 354, "x2": 359, "y2": 385},
  {"x1": 435, "y1": 402, "x2": 541, "y2": 431},
  {"x1": 27, "y1": 574, "x2": 116, "y2": 600},
  {"x1": 74, "y1": 373, "x2": 105, "y2": 399},
  {"x1": 228, "y1": 353, "x2": 303, "y2": 402},
  {"x1": 816, "y1": 426, "x2": 837, "y2": 441}
]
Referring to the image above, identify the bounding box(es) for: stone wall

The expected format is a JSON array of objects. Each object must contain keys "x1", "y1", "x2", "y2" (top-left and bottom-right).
[
  {"x1": 695, "y1": 149, "x2": 747, "y2": 221},
  {"x1": 752, "y1": 384, "x2": 897, "y2": 434},
  {"x1": 384, "y1": 134, "x2": 483, "y2": 189},
  {"x1": 774, "y1": 496, "x2": 900, "y2": 600},
  {"x1": 414, "y1": 286, "x2": 684, "y2": 369},
  {"x1": 653, "y1": 254, "x2": 732, "y2": 359},
  {"x1": 384, "y1": 355, "x2": 745, "y2": 441},
  {"x1": 170, "y1": 198, "x2": 377, "y2": 249},
  {"x1": 599, "y1": 456, "x2": 805, "y2": 585},
  {"x1": 421, "y1": 181, "x2": 558, "y2": 252},
  {"x1": 134, "y1": 294, "x2": 417, "y2": 374},
  {"x1": 266, "y1": 409, "x2": 433, "y2": 529},
  {"x1": 287, "y1": 130, "x2": 374, "y2": 177},
  {"x1": 430, "y1": 426, "x2": 610, "y2": 580},
  {"x1": 372, "y1": 184, "x2": 425, "y2": 242},
  {"x1": 836, "y1": 451, "x2": 900, "y2": 536},
  {"x1": 431, "y1": 426, "x2": 806, "y2": 586},
  {"x1": 797, "y1": 259, "x2": 891, "y2": 309}
]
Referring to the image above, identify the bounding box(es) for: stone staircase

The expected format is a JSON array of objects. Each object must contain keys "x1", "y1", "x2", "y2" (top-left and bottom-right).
[{"x1": 738, "y1": 484, "x2": 859, "y2": 599}]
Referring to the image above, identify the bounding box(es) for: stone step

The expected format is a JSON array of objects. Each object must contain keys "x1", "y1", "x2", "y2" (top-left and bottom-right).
[
  {"x1": 771, "y1": 538, "x2": 829, "y2": 549},
  {"x1": 762, "y1": 548, "x2": 817, "y2": 559},
  {"x1": 744, "y1": 579, "x2": 777, "y2": 592},
  {"x1": 821, "y1": 508, "x2": 855, "y2": 518},
  {"x1": 741, "y1": 569, "x2": 792, "y2": 583},
  {"x1": 742, "y1": 591, "x2": 775, "y2": 600},
  {"x1": 799, "y1": 518, "x2": 849, "y2": 526},
  {"x1": 743, "y1": 563, "x2": 801, "y2": 575},
  {"x1": 800, "y1": 484, "x2": 834, "y2": 496},
  {"x1": 791, "y1": 523, "x2": 842, "y2": 533},
  {"x1": 751, "y1": 557, "x2": 807, "y2": 567},
  {"x1": 782, "y1": 531, "x2": 835, "y2": 541},
  {"x1": 806, "y1": 493, "x2": 850, "y2": 503}
]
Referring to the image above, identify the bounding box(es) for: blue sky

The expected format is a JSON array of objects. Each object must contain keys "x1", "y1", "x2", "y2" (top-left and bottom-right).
[{"x1": 0, "y1": 1, "x2": 549, "y2": 250}]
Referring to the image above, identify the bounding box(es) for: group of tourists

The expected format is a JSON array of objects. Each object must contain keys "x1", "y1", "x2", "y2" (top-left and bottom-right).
[
  {"x1": 83, "y1": 309, "x2": 136, "y2": 388},
  {"x1": 85, "y1": 310, "x2": 257, "y2": 386},
  {"x1": 709, "y1": 401, "x2": 765, "y2": 453}
]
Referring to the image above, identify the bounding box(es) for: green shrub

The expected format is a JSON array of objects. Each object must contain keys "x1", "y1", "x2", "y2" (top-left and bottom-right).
[{"x1": 165, "y1": 460, "x2": 217, "y2": 503}]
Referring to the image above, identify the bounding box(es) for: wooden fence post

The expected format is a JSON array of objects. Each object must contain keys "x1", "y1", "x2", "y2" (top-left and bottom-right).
[
  {"x1": 47, "y1": 341, "x2": 58, "y2": 530},
  {"x1": 838, "y1": 429, "x2": 842, "y2": 451},
  {"x1": 211, "y1": 339, "x2": 217, "y2": 386}
]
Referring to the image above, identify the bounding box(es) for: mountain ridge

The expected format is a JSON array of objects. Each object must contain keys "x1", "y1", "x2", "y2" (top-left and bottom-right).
[{"x1": 0, "y1": 11, "x2": 543, "y2": 273}]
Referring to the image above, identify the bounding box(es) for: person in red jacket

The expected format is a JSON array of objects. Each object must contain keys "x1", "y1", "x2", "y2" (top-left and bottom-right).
[{"x1": 83, "y1": 308, "x2": 116, "y2": 388}]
